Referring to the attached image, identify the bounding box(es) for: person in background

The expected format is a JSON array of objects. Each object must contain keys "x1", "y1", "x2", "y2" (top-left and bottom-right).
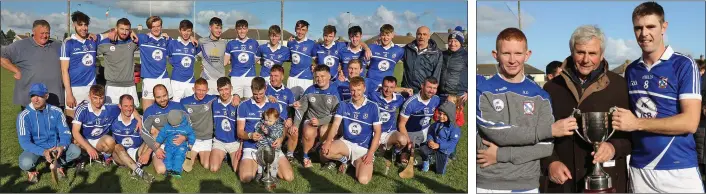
[{"x1": 545, "y1": 61, "x2": 563, "y2": 82}]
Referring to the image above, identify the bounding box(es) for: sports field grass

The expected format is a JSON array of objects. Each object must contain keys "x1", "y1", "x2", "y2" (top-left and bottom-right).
[{"x1": 0, "y1": 60, "x2": 468, "y2": 192}]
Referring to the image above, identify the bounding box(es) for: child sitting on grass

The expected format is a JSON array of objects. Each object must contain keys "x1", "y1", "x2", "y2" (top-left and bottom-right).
[{"x1": 154, "y1": 110, "x2": 196, "y2": 178}]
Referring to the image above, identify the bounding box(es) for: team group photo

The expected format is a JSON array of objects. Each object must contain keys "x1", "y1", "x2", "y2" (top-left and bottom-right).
[{"x1": 0, "y1": 0, "x2": 469, "y2": 193}]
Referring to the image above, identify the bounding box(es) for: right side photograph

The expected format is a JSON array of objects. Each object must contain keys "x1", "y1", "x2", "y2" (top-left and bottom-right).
[{"x1": 475, "y1": 1, "x2": 706, "y2": 193}]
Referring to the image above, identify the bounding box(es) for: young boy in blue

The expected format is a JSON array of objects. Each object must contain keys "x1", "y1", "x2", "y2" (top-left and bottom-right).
[
  {"x1": 154, "y1": 110, "x2": 196, "y2": 178},
  {"x1": 419, "y1": 101, "x2": 460, "y2": 174}
]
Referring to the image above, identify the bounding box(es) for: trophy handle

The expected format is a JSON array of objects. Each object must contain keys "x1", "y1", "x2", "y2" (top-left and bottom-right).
[
  {"x1": 606, "y1": 106, "x2": 618, "y2": 140},
  {"x1": 570, "y1": 108, "x2": 589, "y2": 143}
]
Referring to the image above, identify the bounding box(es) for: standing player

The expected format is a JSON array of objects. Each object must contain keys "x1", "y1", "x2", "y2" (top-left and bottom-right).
[
  {"x1": 237, "y1": 77, "x2": 294, "y2": 182},
  {"x1": 265, "y1": 65, "x2": 296, "y2": 161},
  {"x1": 313, "y1": 25, "x2": 347, "y2": 81},
  {"x1": 199, "y1": 17, "x2": 227, "y2": 95},
  {"x1": 612, "y1": 2, "x2": 704, "y2": 193},
  {"x1": 210, "y1": 77, "x2": 241, "y2": 173},
  {"x1": 109, "y1": 94, "x2": 154, "y2": 182},
  {"x1": 338, "y1": 26, "x2": 369, "y2": 79},
  {"x1": 166, "y1": 20, "x2": 201, "y2": 102},
  {"x1": 321, "y1": 76, "x2": 381, "y2": 184},
  {"x1": 255, "y1": 25, "x2": 290, "y2": 84},
  {"x1": 72, "y1": 85, "x2": 121, "y2": 166},
  {"x1": 396, "y1": 77, "x2": 440, "y2": 164},
  {"x1": 60, "y1": 11, "x2": 99, "y2": 119},
  {"x1": 180, "y1": 78, "x2": 218, "y2": 172},
  {"x1": 293, "y1": 65, "x2": 342, "y2": 168},
  {"x1": 140, "y1": 84, "x2": 189, "y2": 175},
  {"x1": 224, "y1": 19, "x2": 259, "y2": 99},
  {"x1": 97, "y1": 18, "x2": 140, "y2": 106},
  {"x1": 287, "y1": 20, "x2": 316, "y2": 99},
  {"x1": 138, "y1": 16, "x2": 173, "y2": 111},
  {"x1": 367, "y1": 24, "x2": 405, "y2": 86}
]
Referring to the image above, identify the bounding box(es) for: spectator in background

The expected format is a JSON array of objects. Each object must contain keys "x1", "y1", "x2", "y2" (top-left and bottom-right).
[
  {"x1": 437, "y1": 27, "x2": 468, "y2": 160},
  {"x1": 545, "y1": 61, "x2": 563, "y2": 82},
  {"x1": 401, "y1": 26, "x2": 443, "y2": 93}
]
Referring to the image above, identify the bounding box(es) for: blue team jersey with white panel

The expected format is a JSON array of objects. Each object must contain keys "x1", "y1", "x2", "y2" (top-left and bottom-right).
[
  {"x1": 625, "y1": 46, "x2": 701, "y2": 170},
  {"x1": 110, "y1": 115, "x2": 143, "y2": 149},
  {"x1": 237, "y1": 99, "x2": 288, "y2": 149},
  {"x1": 256, "y1": 44, "x2": 290, "y2": 77},
  {"x1": 335, "y1": 99, "x2": 381, "y2": 149},
  {"x1": 367, "y1": 91, "x2": 406, "y2": 133},
  {"x1": 137, "y1": 33, "x2": 171, "y2": 79},
  {"x1": 287, "y1": 38, "x2": 316, "y2": 79},
  {"x1": 367, "y1": 44, "x2": 404, "y2": 84},
  {"x1": 73, "y1": 101, "x2": 121, "y2": 140},
  {"x1": 167, "y1": 38, "x2": 202, "y2": 83},
  {"x1": 400, "y1": 94, "x2": 440, "y2": 132},
  {"x1": 213, "y1": 98, "x2": 238, "y2": 143},
  {"x1": 225, "y1": 38, "x2": 260, "y2": 77},
  {"x1": 60, "y1": 34, "x2": 100, "y2": 86},
  {"x1": 313, "y1": 42, "x2": 346, "y2": 79},
  {"x1": 339, "y1": 45, "x2": 368, "y2": 78},
  {"x1": 266, "y1": 84, "x2": 295, "y2": 107}
]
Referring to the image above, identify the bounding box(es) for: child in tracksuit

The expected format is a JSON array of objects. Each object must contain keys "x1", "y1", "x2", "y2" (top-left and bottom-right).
[
  {"x1": 253, "y1": 108, "x2": 284, "y2": 180},
  {"x1": 155, "y1": 110, "x2": 196, "y2": 178},
  {"x1": 420, "y1": 101, "x2": 461, "y2": 174}
]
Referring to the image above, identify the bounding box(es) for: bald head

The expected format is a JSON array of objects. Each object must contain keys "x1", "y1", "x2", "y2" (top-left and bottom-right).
[{"x1": 416, "y1": 26, "x2": 431, "y2": 48}]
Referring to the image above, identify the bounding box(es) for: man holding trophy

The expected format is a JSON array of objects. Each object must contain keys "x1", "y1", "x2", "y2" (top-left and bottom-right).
[{"x1": 541, "y1": 25, "x2": 632, "y2": 193}]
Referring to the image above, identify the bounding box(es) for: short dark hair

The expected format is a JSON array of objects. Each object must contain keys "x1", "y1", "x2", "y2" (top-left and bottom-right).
[
  {"x1": 251, "y1": 77, "x2": 266, "y2": 91},
  {"x1": 314, "y1": 65, "x2": 330, "y2": 74},
  {"x1": 217, "y1": 77, "x2": 231, "y2": 89},
  {"x1": 348, "y1": 26, "x2": 362, "y2": 37},
  {"x1": 268, "y1": 25, "x2": 281, "y2": 36},
  {"x1": 424, "y1": 76, "x2": 439, "y2": 85},
  {"x1": 71, "y1": 11, "x2": 90, "y2": 25},
  {"x1": 295, "y1": 20, "x2": 309, "y2": 29},
  {"x1": 89, "y1": 85, "x2": 105, "y2": 97},
  {"x1": 632, "y1": 1, "x2": 665, "y2": 23},
  {"x1": 195, "y1": 78, "x2": 208, "y2": 86},
  {"x1": 270, "y1": 65, "x2": 285, "y2": 74},
  {"x1": 209, "y1": 17, "x2": 223, "y2": 27},
  {"x1": 117, "y1": 18, "x2": 131, "y2": 27},
  {"x1": 119, "y1": 94, "x2": 134, "y2": 105},
  {"x1": 383, "y1": 76, "x2": 397, "y2": 84},
  {"x1": 235, "y1": 19, "x2": 248, "y2": 28},
  {"x1": 323, "y1": 25, "x2": 337, "y2": 36},
  {"x1": 545, "y1": 61, "x2": 563, "y2": 76},
  {"x1": 179, "y1": 20, "x2": 193, "y2": 30},
  {"x1": 32, "y1": 20, "x2": 50, "y2": 30}
]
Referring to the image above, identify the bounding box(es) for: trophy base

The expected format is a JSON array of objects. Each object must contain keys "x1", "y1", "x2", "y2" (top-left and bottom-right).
[{"x1": 584, "y1": 187, "x2": 616, "y2": 193}]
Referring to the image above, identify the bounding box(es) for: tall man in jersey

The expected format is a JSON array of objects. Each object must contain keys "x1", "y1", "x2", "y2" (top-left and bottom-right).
[
  {"x1": 321, "y1": 76, "x2": 382, "y2": 184},
  {"x1": 61, "y1": 11, "x2": 99, "y2": 119},
  {"x1": 224, "y1": 19, "x2": 259, "y2": 99},
  {"x1": 199, "y1": 17, "x2": 227, "y2": 95},
  {"x1": 180, "y1": 78, "x2": 218, "y2": 172},
  {"x1": 138, "y1": 16, "x2": 173, "y2": 111},
  {"x1": 293, "y1": 65, "x2": 342, "y2": 168},
  {"x1": 612, "y1": 2, "x2": 704, "y2": 192},
  {"x1": 367, "y1": 24, "x2": 405, "y2": 87},
  {"x1": 313, "y1": 25, "x2": 347, "y2": 80},
  {"x1": 166, "y1": 20, "x2": 201, "y2": 102},
  {"x1": 255, "y1": 25, "x2": 290, "y2": 84},
  {"x1": 140, "y1": 84, "x2": 189, "y2": 175},
  {"x1": 287, "y1": 20, "x2": 316, "y2": 99},
  {"x1": 237, "y1": 77, "x2": 294, "y2": 182}
]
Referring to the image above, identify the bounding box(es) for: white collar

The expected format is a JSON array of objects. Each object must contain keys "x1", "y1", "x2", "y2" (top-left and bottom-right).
[
  {"x1": 237, "y1": 37, "x2": 250, "y2": 43},
  {"x1": 382, "y1": 42, "x2": 395, "y2": 50},
  {"x1": 249, "y1": 98, "x2": 267, "y2": 108},
  {"x1": 638, "y1": 45, "x2": 674, "y2": 68},
  {"x1": 88, "y1": 103, "x2": 107, "y2": 115},
  {"x1": 148, "y1": 32, "x2": 165, "y2": 40},
  {"x1": 416, "y1": 94, "x2": 432, "y2": 106},
  {"x1": 269, "y1": 84, "x2": 284, "y2": 92},
  {"x1": 347, "y1": 45, "x2": 362, "y2": 53},
  {"x1": 296, "y1": 37, "x2": 309, "y2": 43},
  {"x1": 380, "y1": 91, "x2": 398, "y2": 103},
  {"x1": 218, "y1": 97, "x2": 232, "y2": 106},
  {"x1": 119, "y1": 114, "x2": 135, "y2": 126},
  {"x1": 268, "y1": 43, "x2": 282, "y2": 53},
  {"x1": 351, "y1": 98, "x2": 369, "y2": 110},
  {"x1": 177, "y1": 37, "x2": 191, "y2": 46},
  {"x1": 322, "y1": 42, "x2": 335, "y2": 49},
  {"x1": 71, "y1": 34, "x2": 86, "y2": 44}
]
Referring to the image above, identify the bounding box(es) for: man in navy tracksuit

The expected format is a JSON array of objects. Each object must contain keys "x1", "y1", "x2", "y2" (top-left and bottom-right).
[{"x1": 17, "y1": 83, "x2": 81, "y2": 183}]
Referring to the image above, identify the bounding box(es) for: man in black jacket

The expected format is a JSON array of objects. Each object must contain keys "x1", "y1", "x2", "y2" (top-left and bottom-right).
[
  {"x1": 401, "y1": 26, "x2": 443, "y2": 93},
  {"x1": 438, "y1": 27, "x2": 467, "y2": 160}
]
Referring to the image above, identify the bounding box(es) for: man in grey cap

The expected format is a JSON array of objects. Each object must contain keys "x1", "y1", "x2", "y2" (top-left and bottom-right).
[{"x1": 2, "y1": 20, "x2": 64, "y2": 109}]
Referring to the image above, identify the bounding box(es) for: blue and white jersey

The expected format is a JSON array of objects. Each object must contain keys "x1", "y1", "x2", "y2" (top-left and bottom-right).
[
  {"x1": 143, "y1": 101, "x2": 189, "y2": 131},
  {"x1": 287, "y1": 38, "x2": 316, "y2": 79},
  {"x1": 256, "y1": 43, "x2": 290, "y2": 77},
  {"x1": 366, "y1": 43, "x2": 404, "y2": 84},
  {"x1": 60, "y1": 34, "x2": 99, "y2": 86},
  {"x1": 237, "y1": 99, "x2": 287, "y2": 149},
  {"x1": 266, "y1": 84, "x2": 295, "y2": 108},
  {"x1": 225, "y1": 38, "x2": 259, "y2": 77},
  {"x1": 213, "y1": 98, "x2": 238, "y2": 143},
  {"x1": 333, "y1": 78, "x2": 379, "y2": 101},
  {"x1": 339, "y1": 45, "x2": 368, "y2": 78},
  {"x1": 73, "y1": 101, "x2": 121, "y2": 140},
  {"x1": 367, "y1": 91, "x2": 406, "y2": 133},
  {"x1": 400, "y1": 94, "x2": 440, "y2": 132},
  {"x1": 313, "y1": 42, "x2": 346, "y2": 79},
  {"x1": 625, "y1": 46, "x2": 701, "y2": 170},
  {"x1": 167, "y1": 38, "x2": 202, "y2": 83},
  {"x1": 110, "y1": 115, "x2": 143, "y2": 149},
  {"x1": 335, "y1": 98, "x2": 381, "y2": 149},
  {"x1": 137, "y1": 33, "x2": 171, "y2": 79}
]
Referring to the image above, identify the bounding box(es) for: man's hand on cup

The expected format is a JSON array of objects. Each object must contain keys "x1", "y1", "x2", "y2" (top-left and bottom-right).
[
  {"x1": 552, "y1": 117, "x2": 577, "y2": 137},
  {"x1": 611, "y1": 108, "x2": 640, "y2": 132},
  {"x1": 592, "y1": 142, "x2": 615, "y2": 164}
]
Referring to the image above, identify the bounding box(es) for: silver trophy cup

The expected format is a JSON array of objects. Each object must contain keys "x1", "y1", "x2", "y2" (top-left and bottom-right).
[
  {"x1": 257, "y1": 145, "x2": 277, "y2": 191},
  {"x1": 571, "y1": 107, "x2": 617, "y2": 193}
]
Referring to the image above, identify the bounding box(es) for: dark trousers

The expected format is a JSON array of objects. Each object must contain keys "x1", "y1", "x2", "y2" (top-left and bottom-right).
[{"x1": 419, "y1": 145, "x2": 450, "y2": 174}]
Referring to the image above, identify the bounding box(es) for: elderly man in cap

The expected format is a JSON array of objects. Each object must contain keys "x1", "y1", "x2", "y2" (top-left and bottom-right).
[{"x1": 17, "y1": 83, "x2": 81, "y2": 183}]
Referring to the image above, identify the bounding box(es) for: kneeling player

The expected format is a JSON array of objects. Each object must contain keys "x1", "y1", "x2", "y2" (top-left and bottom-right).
[
  {"x1": 321, "y1": 77, "x2": 382, "y2": 185},
  {"x1": 210, "y1": 77, "x2": 241, "y2": 172},
  {"x1": 367, "y1": 76, "x2": 407, "y2": 170},
  {"x1": 72, "y1": 85, "x2": 127, "y2": 167},
  {"x1": 109, "y1": 94, "x2": 154, "y2": 182}
]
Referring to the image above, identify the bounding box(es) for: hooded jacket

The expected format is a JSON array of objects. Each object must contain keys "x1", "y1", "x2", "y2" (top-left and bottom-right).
[
  {"x1": 427, "y1": 102, "x2": 461, "y2": 155},
  {"x1": 439, "y1": 47, "x2": 468, "y2": 96},
  {"x1": 16, "y1": 103, "x2": 72, "y2": 155},
  {"x1": 540, "y1": 56, "x2": 631, "y2": 193},
  {"x1": 401, "y1": 39, "x2": 444, "y2": 93}
]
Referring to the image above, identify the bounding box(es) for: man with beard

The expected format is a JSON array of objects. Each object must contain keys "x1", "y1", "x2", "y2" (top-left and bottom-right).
[{"x1": 61, "y1": 11, "x2": 100, "y2": 119}]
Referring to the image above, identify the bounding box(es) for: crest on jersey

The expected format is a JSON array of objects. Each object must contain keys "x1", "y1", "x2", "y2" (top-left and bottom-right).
[
  {"x1": 659, "y1": 77, "x2": 668, "y2": 89},
  {"x1": 378, "y1": 60, "x2": 390, "y2": 71},
  {"x1": 523, "y1": 101, "x2": 535, "y2": 115},
  {"x1": 303, "y1": 47, "x2": 308, "y2": 52},
  {"x1": 264, "y1": 60, "x2": 274, "y2": 68},
  {"x1": 155, "y1": 118, "x2": 161, "y2": 123},
  {"x1": 636, "y1": 97, "x2": 657, "y2": 118},
  {"x1": 278, "y1": 54, "x2": 282, "y2": 59},
  {"x1": 231, "y1": 111, "x2": 235, "y2": 116},
  {"x1": 82, "y1": 54, "x2": 94, "y2": 66},
  {"x1": 326, "y1": 97, "x2": 332, "y2": 104},
  {"x1": 238, "y1": 53, "x2": 249, "y2": 63},
  {"x1": 83, "y1": 45, "x2": 88, "y2": 51},
  {"x1": 295, "y1": 45, "x2": 300, "y2": 50},
  {"x1": 392, "y1": 53, "x2": 396, "y2": 58},
  {"x1": 348, "y1": 122, "x2": 362, "y2": 135},
  {"x1": 292, "y1": 53, "x2": 301, "y2": 64},
  {"x1": 122, "y1": 138, "x2": 134, "y2": 147},
  {"x1": 380, "y1": 112, "x2": 391, "y2": 122},
  {"x1": 188, "y1": 108, "x2": 194, "y2": 114},
  {"x1": 222, "y1": 119, "x2": 232, "y2": 132},
  {"x1": 324, "y1": 56, "x2": 336, "y2": 67},
  {"x1": 181, "y1": 57, "x2": 192, "y2": 67},
  {"x1": 363, "y1": 113, "x2": 368, "y2": 119},
  {"x1": 110, "y1": 46, "x2": 116, "y2": 51},
  {"x1": 91, "y1": 127, "x2": 104, "y2": 137},
  {"x1": 420, "y1": 117, "x2": 430, "y2": 127},
  {"x1": 204, "y1": 104, "x2": 209, "y2": 111},
  {"x1": 152, "y1": 50, "x2": 164, "y2": 61},
  {"x1": 309, "y1": 97, "x2": 316, "y2": 103}
]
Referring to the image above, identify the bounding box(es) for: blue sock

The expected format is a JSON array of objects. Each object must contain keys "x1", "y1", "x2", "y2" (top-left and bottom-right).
[
  {"x1": 303, "y1": 153, "x2": 309, "y2": 159},
  {"x1": 338, "y1": 156, "x2": 348, "y2": 164}
]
